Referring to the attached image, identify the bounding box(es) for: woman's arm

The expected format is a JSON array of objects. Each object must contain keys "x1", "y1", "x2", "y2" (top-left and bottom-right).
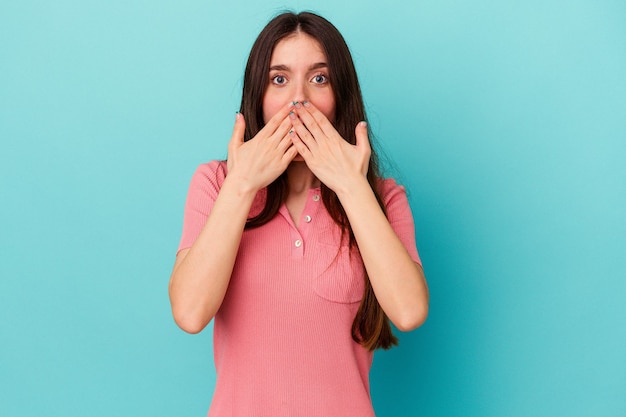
[
  {"x1": 169, "y1": 176, "x2": 258, "y2": 334},
  {"x1": 335, "y1": 178, "x2": 429, "y2": 331},
  {"x1": 169, "y1": 105, "x2": 297, "y2": 333},
  {"x1": 289, "y1": 102, "x2": 429, "y2": 331}
]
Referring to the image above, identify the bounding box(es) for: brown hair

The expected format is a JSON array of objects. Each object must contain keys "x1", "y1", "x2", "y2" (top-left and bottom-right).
[{"x1": 240, "y1": 11, "x2": 397, "y2": 350}]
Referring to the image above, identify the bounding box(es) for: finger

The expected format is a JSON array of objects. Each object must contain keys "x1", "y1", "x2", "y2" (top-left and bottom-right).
[
  {"x1": 271, "y1": 116, "x2": 293, "y2": 144},
  {"x1": 355, "y1": 121, "x2": 371, "y2": 152},
  {"x1": 298, "y1": 101, "x2": 335, "y2": 138},
  {"x1": 282, "y1": 144, "x2": 299, "y2": 164},
  {"x1": 229, "y1": 112, "x2": 246, "y2": 149},
  {"x1": 289, "y1": 129, "x2": 312, "y2": 160},
  {"x1": 355, "y1": 121, "x2": 371, "y2": 175},
  {"x1": 259, "y1": 101, "x2": 296, "y2": 137},
  {"x1": 289, "y1": 110, "x2": 318, "y2": 149},
  {"x1": 277, "y1": 131, "x2": 294, "y2": 153}
]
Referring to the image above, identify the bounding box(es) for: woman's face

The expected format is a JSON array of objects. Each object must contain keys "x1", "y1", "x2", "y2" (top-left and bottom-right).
[{"x1": 262, "y1": 32, "x2": 336, "y2": 124}]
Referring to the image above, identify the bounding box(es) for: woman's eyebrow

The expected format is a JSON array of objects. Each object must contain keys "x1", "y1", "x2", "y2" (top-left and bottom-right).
[
  {"x1": 269, "y1": 62, "x2": 328, "y2": 71},
  {"x1": 269, "y1": 64, "x2": 289, "y2": 71},
  {"x1": 309, "y1": 62, "x2": 328, "y2": 70}
]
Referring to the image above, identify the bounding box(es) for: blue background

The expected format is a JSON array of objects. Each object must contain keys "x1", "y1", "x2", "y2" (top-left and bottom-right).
[{"x1": 1, "y1": 1, "x2": 624, "y2": 416}]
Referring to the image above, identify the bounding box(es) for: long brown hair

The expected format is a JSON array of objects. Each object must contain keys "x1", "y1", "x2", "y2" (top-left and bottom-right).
[{"x1": 239, "y1": 11, "x2": 397, "y2": 351}]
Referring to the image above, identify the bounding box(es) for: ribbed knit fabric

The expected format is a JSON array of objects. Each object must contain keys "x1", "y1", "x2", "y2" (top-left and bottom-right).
[{"x1": 178, "y1": 161, "x2": 421, "y2": 417}]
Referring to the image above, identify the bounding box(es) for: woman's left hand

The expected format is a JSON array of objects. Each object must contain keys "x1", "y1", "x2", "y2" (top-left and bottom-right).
[{"x1": 289, "y1": 101, "x2": 370, "y2": 195}]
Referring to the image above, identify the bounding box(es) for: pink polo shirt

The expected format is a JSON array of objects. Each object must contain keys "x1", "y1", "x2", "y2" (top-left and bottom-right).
[{"x1": 178, "y1": 161, "x2": 421, "y2": 417}]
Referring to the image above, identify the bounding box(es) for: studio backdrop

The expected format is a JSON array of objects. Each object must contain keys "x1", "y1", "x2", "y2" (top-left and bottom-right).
[{"x1": 1, "y1": 1, "x2": 624, "y2": 416}]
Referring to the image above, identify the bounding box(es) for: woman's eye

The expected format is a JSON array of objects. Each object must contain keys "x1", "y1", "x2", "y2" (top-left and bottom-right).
[
  {"x1": 311, "y1": 74, "x2": 328, "y2": 84},
  {"x1": 272, "y1": 75, "x2": 287, "y2": 85}
]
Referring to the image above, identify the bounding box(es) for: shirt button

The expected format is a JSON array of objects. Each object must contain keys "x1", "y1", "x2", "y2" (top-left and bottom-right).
[
  {"x1": 312, "y1": 194, "x2": 320, "y2": 202},
  {"x1": 294, "y1": 239, "x2": 302, "y2": 248},
  {"x1": 304, "y1": 215, "x2": 312, "y2": 223}
]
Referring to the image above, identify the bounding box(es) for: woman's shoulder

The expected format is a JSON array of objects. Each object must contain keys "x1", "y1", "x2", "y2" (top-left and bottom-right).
[
  {"x1": 377, "y1": 177, "x2": 408, "y2": 204},
  {"x1": 194, "y1": 160, "x2": 228, "y2": 176},
  {"x1": 188, "y1": 160, "x2": 267, "y2": 213},
  {"x1": 191, "y1": 160, "x2": 228, "y2": 183},
  {"x1": 186, "y1": 160, "x2": 229, "y2": 196}
]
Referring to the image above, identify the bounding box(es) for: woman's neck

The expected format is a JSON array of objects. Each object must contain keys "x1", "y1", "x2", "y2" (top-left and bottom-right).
[
  {"x1": 284, "y1": 162, "x2": 319, "y2": 227},
  {"x1": 286, "y1": 162, "x2": 319, "y2": 194}
]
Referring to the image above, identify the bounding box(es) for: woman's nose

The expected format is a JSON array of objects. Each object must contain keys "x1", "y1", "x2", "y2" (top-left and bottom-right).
[{"x1": 292, "y1": 81, "x2": 307, "y2": 103}]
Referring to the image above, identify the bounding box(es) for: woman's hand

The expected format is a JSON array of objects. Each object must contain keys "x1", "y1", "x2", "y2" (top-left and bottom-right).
[
  {"x1": 227, "y1": 102, "x2": 299, "y2": 192},
  {"x1": 289, "y1": 102, "x2": 428, "y2": 330},
  {"x1": 288, "y1": 101, "x2": 371, "y2": 195}
]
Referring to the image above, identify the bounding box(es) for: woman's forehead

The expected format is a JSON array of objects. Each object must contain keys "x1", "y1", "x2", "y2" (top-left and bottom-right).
[{"x1": 270, "y1": 33, "x2": 327, "y2": 65}]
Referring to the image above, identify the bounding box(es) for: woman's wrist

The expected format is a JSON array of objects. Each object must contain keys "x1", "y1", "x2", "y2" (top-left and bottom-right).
[
  {"x1": 333, "y1": 174, "x2": 372, "y2": 204},
  {"x1": 221, "y1": 174, "x2": 260, "y2": 201}
]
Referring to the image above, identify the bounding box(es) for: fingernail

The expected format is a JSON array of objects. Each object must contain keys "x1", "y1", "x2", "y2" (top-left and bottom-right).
[
  {"x1": 289, "y1": 111, "x2": 296, "y2": 119},
  {"x1": 360, "y1": 120, "x2": 367, "y2": 127},
  {"x1": 292, "y1": 101, "x2": 299, "y2": 105},
  {"x1": 302, "y1": 101, "x2": 310, "y2": 107},
  {"x1": 289, "y1": 129, "x2": 294, "y2": 135}
]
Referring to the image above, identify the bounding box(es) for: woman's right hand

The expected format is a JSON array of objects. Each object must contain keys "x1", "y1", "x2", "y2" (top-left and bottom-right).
[
  {"x1": 169, "y1": 103, "x2": 298, "y2": 333},
  {"x1": 226, "y1": 102, "x2": 298, "y2": 192}
]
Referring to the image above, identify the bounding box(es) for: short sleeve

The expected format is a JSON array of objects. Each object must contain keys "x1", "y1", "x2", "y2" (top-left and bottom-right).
[
  {"x1": 177, "y1": 160, "x2": 228, "y2": 253},
  {"x1": 379, "y1": 179, "x2": 422, "y2": 266}
]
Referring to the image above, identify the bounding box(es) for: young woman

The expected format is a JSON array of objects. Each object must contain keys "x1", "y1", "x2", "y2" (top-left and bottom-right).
[{"x1": 169, "y1": 11, "x2": 429, "y2": 416}]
